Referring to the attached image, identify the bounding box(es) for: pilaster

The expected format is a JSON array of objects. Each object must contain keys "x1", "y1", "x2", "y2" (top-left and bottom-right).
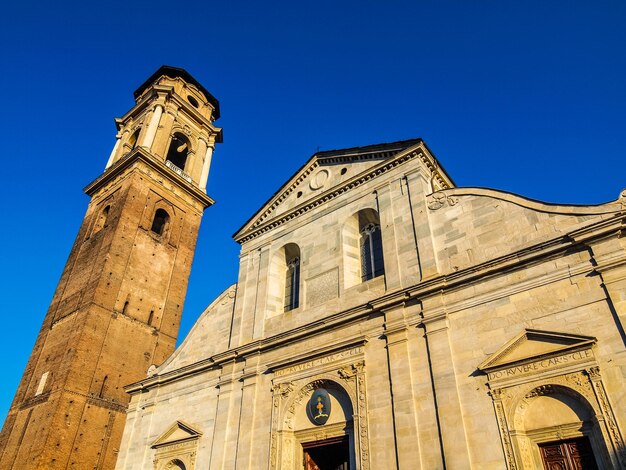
[
  {"x1": 375, "y1": 183, "x2": 401, "y2": 290},
  {"x1": 364, "y1": 328, "x2": 398, "y2": 468},
  {"x1": 405, "y1": 169, "x2": 440, "y2": 279},
  {"x1": 422, "y1": 295, "x2": 472, "y2": 468},
  {"x1": 383, "y1": 302, "x2": 422, "y2": 469}
]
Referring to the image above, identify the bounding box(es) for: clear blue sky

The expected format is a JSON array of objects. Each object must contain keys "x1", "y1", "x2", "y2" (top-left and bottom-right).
[{"x1": 1, "y1": 1, "x2": 624, "y2": 421}]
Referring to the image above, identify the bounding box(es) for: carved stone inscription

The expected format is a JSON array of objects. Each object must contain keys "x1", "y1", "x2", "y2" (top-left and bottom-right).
[
  {"x1": 488, "y1": 349, "x2": 593, "y2": 381},
  {"x1": 274, "y1": 347, "x2": 363, "y2": 378},
  {"x1": 306, "y1": 268, "x2": 339, "y2": 308}
]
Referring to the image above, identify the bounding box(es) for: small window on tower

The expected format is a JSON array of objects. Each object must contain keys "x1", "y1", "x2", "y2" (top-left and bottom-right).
[
  {"x1": 151, "y1": 209, "x2": 170, "y2": 236},
  {"x1": 165, "y1": 134, "x2": 190, "y2": 171},
  {"x1": 93, "y1": 205, "x2": 110, "y2": 235},
  {"x1": 128, "y1": 128, "x2": 141, "y2": 150}
]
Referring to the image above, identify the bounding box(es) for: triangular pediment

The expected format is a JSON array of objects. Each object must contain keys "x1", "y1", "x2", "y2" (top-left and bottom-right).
[
  {"x1": 151, "y1": 421, "x2": 202, "y2": 448},
  {"x1": 233, "y1": 138, "x2": 453, "y2": 243},
  {"x1": 478, "y1": 329, "x2": 596, "y2": 372}
]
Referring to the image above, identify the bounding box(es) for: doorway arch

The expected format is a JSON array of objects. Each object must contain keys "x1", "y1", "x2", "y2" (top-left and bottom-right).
[
  {"x1": 510, "y1": 384, "x2": 611, "y2": 469},
  {"x1": 270, "y1": 369, "x2": 370, "y2": 470}
]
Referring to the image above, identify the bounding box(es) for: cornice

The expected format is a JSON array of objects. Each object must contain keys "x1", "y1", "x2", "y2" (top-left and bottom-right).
[
  {"x1": 126, "y1": 214, "x2": 625, "y2": 394},
  {"x1": 430, "y1": 187, "x2": 625, "y2": 215},
  {"x1": 125, "y1": 303, "x2": 377, "y2": 393},
  {"x1": 265, "y1": 337, "x2": 367, "y2": 373},
  {"x1": 235, "y1": 145, "x2": 450, "y2": 243},
  {"x1": 84, "y1": 147, "x2": 214, "y2": 208}
]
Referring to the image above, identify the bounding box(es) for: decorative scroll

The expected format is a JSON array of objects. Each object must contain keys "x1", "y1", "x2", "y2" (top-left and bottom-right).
[{"x1": 427, "y1": 191, "x2": 459, "y2": 211}]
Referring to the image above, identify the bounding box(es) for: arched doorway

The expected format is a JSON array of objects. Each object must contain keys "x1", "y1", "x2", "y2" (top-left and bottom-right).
[
  {"x1": 296, "y1": 384, "x2": 354, "y2": 470},
  {"x1": 511, "y1": 385, "x2": 610, "y2": 469},
  {"x1": 272, "y1": 377, "x2": 362, "y2": 470}
]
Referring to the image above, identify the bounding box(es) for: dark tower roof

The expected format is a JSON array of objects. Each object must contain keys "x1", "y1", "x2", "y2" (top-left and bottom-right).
[{"x1": 134, "y1": 65, "x2": 221, "y2": 119}]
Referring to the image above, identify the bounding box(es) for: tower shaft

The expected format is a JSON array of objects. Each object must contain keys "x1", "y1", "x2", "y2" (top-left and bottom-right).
[{"x1": 0, "y1": 67, "x2": 221, "y2": 470}]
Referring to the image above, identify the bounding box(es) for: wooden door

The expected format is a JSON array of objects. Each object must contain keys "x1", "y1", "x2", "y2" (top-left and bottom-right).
[
  {"x1": 539, "y1": 437, "x2": 598, "y2": 470},
  {"x1": 305, "y1": 452, "x2": 322, "y2": 470},
  {"x1": 302, "y1": 435, "x2": 349, "y2": 470}
]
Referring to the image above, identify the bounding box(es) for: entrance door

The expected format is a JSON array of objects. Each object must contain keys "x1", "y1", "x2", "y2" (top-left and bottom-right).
[
  {"x1": 539, "y1": 437, "x2": 598, "y2": 470},
  {"x1": 303, "y1": 436, "x2": 349, "y2": 470}
]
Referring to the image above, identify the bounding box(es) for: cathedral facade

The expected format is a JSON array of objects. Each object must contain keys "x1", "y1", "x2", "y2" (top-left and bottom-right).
[
  {"x1": 2, "y1": 67, "x2": 625, "y2": 470},
  {"x1": 114, "y1": 71, "x2": 626, "y2": 470}
]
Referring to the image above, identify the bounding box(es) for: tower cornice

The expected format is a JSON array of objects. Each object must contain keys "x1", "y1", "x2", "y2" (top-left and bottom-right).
[
  {"x1": 84, "y1": 147, "x2": 214, "y2": 208},
  {"x1": 117, "y1": 86, "x2": 222, "y2": 141}
]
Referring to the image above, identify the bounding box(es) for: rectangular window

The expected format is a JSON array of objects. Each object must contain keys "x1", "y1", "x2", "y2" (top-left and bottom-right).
[{"x1": 35, "y1": 371, "x2": 49, "y2": 396}]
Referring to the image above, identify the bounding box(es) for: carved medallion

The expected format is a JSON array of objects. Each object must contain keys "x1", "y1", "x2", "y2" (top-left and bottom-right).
[
  {"x1": 308, "y1": 388, "x2": 331, "y2": 425},
  {"x1": 309, "y1": 169, "x2": 330, "y2": 190}
]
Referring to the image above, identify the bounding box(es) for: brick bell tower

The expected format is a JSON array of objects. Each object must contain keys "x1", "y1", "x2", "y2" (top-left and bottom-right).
[{"x1": 0, "y1": 66, "x2": 222, "y2": 469}]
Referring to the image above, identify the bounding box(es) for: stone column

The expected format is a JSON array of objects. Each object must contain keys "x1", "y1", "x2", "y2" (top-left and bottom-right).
[
  {"x1": 142, "y1": 104, "x2": 163, "y2": 150},
  {"x1": 152, "y1": 108, "x2": 176, "y2": 158},
  {"x1": 104, "y1": 135, "x2": 121, "y2": 170},
  {"x1": 193, "y1": 135, "x2": 208, "y2": 184},
  {"x1": 199, "y1": 140, "x2": 215, "y2": 191}
]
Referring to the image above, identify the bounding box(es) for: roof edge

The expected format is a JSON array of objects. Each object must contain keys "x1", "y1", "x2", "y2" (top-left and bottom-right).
[{"x1": 134, "y1": 65, "x2": 221, "y2": 119}]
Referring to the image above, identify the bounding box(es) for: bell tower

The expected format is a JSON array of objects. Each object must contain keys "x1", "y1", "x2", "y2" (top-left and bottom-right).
[{"x1": 0, "y1": 66, "x2": 222, "y2": 469}]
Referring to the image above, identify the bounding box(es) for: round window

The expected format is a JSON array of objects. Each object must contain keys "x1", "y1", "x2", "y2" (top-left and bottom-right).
[{"x1": 187, "y1": 95, "x2": 199, "y2": 108}]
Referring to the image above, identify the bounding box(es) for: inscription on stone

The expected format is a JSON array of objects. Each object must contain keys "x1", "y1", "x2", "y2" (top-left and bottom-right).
[
  {"x1": 306, "y1": 268, "x2": 339, "y2": 308},
  {"x1": 274, "y1": 347, "x2": 363, "y2": 377},
  {"x1": 488, "y1": 349, "x2": 593, "y2": 381}
]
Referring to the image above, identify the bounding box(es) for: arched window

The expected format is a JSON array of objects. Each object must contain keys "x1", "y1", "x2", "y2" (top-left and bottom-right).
[
  {"x1": 167, "y1": 460, "x2": 186, "y2": 470},
  {"x1": 93, "y1": 205, "x2": 110, "y2": 234},
  {"x1": 268, "y1": 243, "x2": 302, "y2": 315},
  {"x1": 128, "y1": 128, "x2": 141, "y2": 150},
  {"x1": 343, "y1": 209, "x2": 385, "y2": 287},
  {"x1": 151, "y1": 209, "x2": 170, "y2": 236},
  {"x1": 360, "y1": 222, "x2": 384, "y2": 281},
  {"x1": 165, "y1": 133, "x2": 190, "y2": 170},
  {"x1": 285, "y1": 256, "x2": 300, "y2": 311}
]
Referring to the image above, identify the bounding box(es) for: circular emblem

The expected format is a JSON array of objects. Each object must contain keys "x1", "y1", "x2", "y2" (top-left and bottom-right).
[
  {"x1": 308, "y1": 388, "x2": 331, "y2": 425},
  {"x1": 309, "y1": 169, "x2": 330, "y2": 190}
]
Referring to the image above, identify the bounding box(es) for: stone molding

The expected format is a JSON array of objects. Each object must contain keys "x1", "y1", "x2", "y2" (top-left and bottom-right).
[
  {"x1": 126, "y1": 216, "x2": 625, "y2": 395},
  {"x1": 427, "y1": 187, "x2": 625, "y2": 215},
  {"x1": 84, "y1": 147, "x2": 214, "y2": 208},
  {"x1": 151, "y1": 421, "x2": 202, "y2": 470},
  {"x1": 235, "y1": 142, "x2": 450, "y2": 243}
]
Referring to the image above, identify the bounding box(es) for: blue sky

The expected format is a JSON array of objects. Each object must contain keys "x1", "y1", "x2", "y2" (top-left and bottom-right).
[{"x1": 0, "y1": 1, "x2": 624, "y2": 421}]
